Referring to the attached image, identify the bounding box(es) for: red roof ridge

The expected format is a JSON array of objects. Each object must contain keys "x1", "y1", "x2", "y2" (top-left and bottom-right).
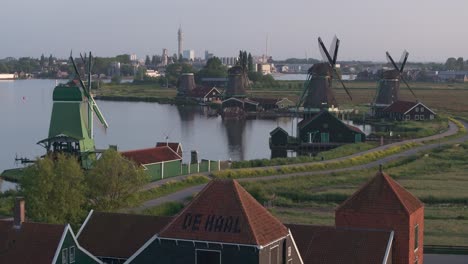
[
  {"x1": 381, "y1": 172, "x2": 423, "y2": 214},
  {"x1": 121, "y1": 145, "x2": 169, "y2": 154},
  {"x1": 233, "y1": 181, "x2": 261, "y2": 245}
]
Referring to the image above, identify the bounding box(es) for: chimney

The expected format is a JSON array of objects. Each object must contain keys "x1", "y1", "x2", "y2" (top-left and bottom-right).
[{"x1": 13, "y1": 197, "x2": 25, "y2": 229}]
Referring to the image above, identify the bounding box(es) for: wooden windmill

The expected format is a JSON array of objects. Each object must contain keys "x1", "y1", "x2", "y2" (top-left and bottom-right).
[
  {"x1": 298, "y1": 36, "x2": 352, "y2": 111},
  {"x1": 373, "y1": 50, "x2": 417, "y2": 107},
  {"x1": 37, "y1": 52, "x2": 108, "y2": 169}
]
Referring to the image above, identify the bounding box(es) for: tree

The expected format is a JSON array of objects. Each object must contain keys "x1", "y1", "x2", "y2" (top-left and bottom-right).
[
  {"x1": 456, "y1": 57, "x2": 464, "y2": 70},
  {"x1": 145, "y1": 55, "x2": 151, "y2": 66},
  {"x1": 40, "y1": 54, "x2": 45, "y2": 67},
  {"x1": 445, "y1": 57, "x2": 457, "y2": 70},
  {"x1": 48, "y1": 54, "x2": 54, "y2": 66},
  {"x1": 86, "y1": 149, "x2": 149, "y2": 211},
  {"x1": 165, "y1": 62, "x2": 195, "y2": 86},
  {"x1": 20, "y1": 154, "x2": 87, "y2": 226},
  {"x1": 248, "y1": 53, "x2": 254, "y2": 72},
  {"x1": 116, "y1": 54, "x2": 131, "y2": 64},
  {"x1": 196, "y1": 57, "x2": 227, "y2": 81}
]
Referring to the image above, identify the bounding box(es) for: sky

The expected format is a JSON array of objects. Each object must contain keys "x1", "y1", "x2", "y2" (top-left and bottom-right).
[{"x1": 1, "y1": 0, "x2": 468, "y2": 62}]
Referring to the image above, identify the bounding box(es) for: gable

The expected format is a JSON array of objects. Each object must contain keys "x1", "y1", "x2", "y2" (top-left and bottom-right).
[{"x1": 158, "y1": 180, "x2": 288, "y2": 246}]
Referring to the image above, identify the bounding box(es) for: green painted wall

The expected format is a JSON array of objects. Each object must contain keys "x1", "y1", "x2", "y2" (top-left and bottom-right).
[
  {"x1": 145, "y1": 163, "x2": 163, "y2": 181},
  {"x1": 190, "y1": 163, "x2": 199, "y2": 173},
  {"x1": 128, "y1": 239, "x2": 258, "y2": 264},
  {"x1": 210, "y1": 160, "x2": 220, "y2": 171},
  {"x1": 55, "y1": 229, "x2": 100, "y2": 264},
  {"x1": 163, "y1": 160, "x2": 181, "y2": 179},
  {"x1": 199, "y1": 160, "x2": 209, "y2": 172}
]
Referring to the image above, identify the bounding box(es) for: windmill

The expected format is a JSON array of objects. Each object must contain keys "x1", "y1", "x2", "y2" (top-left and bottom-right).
[
  {"x1": 297, "y1": 36, "x2": 352, "y2": 112},
  {"x1": 37, "y1": 52, "x2": 108, "y2": 169},
  {"x1": 373, "y1": 50, "x2": 417, "y2": 107}
]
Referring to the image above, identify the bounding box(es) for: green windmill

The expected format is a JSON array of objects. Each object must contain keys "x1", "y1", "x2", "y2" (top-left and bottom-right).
[{"x1": 37, "y1": 52, "x2": 108, "y2": 169}]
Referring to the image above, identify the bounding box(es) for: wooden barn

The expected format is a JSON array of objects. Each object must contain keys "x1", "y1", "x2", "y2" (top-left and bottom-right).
[
  {"x1": 382, "y1": 101, "x2": 436, "y2": 121},
  {"x1": 298, "y1": 110, "x2": 365, "y2": 144}
]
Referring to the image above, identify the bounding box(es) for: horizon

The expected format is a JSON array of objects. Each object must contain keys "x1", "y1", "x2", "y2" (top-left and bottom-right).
[{"x1": 1, "y1": 0, "x2": 468, "y2": 63}]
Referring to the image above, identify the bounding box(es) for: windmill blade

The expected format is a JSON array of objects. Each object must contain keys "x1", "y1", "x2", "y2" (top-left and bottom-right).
[
  {"x1": 87, "y1": 52, "x2": 92, "y2": 92},
  {"x1": 318, "y1": 37, "x2": 334, "y2": 65},
  {"x1": 89, "y1": 96, "x2": 109, "y2": 128},
  {"x1": 400, "y1": 76, "x2": 417, "y2": 99},
  {"x1": 399, "y1": 50, "x2": 409, "y2": 73},
  {"x1": 333, "y1": 68, "x2": 353, "y2": 101},
  {"x1": 330, "y1": 36, "x2": 340, "y2": 65},
  {"x1": 70, "y1": 54, "x2": 91, "y2": 99},
  {"x1": 386, "y1": 52, "x2": 400, "y2": 72}
]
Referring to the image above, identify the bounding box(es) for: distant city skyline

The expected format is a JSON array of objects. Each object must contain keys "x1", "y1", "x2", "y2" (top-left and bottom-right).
[{"x1": 1, "y1": 0, "x2": 468, "y2": 62}]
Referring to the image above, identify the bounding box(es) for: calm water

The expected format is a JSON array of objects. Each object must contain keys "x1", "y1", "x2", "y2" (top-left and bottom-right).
[{"x1": 0, "y1": 80, "x2": 298, "y2": 175}]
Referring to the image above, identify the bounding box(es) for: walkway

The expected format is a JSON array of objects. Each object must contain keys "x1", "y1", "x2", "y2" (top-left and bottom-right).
[{"x1": 132, "y1": 120, "x2": 466, "y2": 212}]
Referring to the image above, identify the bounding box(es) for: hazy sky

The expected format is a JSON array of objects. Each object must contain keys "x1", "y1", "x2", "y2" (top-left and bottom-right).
[{"x1": 1, "y1": 0, "x2": 467, "y2": 62}]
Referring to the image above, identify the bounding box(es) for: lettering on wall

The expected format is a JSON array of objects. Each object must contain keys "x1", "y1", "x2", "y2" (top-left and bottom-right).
[{"x1": 182, "y1": 213, "x2": 241, "y2": 233}]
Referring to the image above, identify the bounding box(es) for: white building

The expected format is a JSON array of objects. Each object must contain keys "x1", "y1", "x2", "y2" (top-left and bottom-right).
[{"x1": 183, "y1": 50, "x2": 195, "y2": 61}]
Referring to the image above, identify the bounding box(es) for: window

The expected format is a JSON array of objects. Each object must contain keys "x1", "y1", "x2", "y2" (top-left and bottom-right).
[
  {"x1": 62, "y1": 248, "x2": 68, "y2": 264},
  {"x1": 288, "y1": 246, "x2": 292, "y2": 257},
  {"x1": 406, "y1": 115, "x2": 411, "y2": 120},
  {"x1": 69, "y1": 246, "x2": 75, "y2": 263},
  {"x1": 420, "y1": 115, "x2": 424, "y2": 121},
  {"x1": 270, "y1": 246, "x2": 279, "y2": 264},
  {"x1": 421, "y1": 107, "x2": 424, "y2": 112},
  {"x1": 414, "y1": 224, "x2": 419, "y2": 251},
  {"x1": 415, "y1": 107, "x2": 419, "y2": 112},
  {"x1": 415, "y1": 115, "x2": 419, "y2": 120},
  {"x1": 196, "y1": 249, "x2": 221, "y2": 264},
  {"x1": 430, "y1": 114, "x2": 434, "y2": 120}
]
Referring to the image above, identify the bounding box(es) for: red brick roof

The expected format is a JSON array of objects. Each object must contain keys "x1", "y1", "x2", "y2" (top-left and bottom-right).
[
  {"x1": 77, "y1": 211, "x2": 172, "y2": 259},
  {"x1": 0, "y1": 221, "x2": 65, "y2": 263},
  {"x1": 121, "y1": 146, "x2": 181, "y2": 165},
  {"x1": 287, "y1": 224, "x2": 392, "y2": 264},
  {"x1": 159, "y1": 180, "x2": 288, "y2": 246},
  {"x1": 336, "y1": 171, "x2": 423, "y2": 215},
  {"x1": 383, "y1": 100, "x2": 416, "y2": 113}
]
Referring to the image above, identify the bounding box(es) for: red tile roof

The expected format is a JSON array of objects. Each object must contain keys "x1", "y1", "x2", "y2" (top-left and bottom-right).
[
  {"x1": 336, "y1": 171, "x2": 424, "y2": 215},
  {"x1": 287, "y1": 224, "x2": 392, "y2": 264},
  {"x1": 0, "y1": 221, "x2": 65, "y2": 263},
  {"x1": 77, "y1": 211, "x2": 172, "y2": 259},
  {"x1": 121, "y1": 146, "x2": 181, "y2": 165},
  {"x1": 159, "y1": 180, "x2": 288, "y2": 246},
  {"x1": 155, "y1": 142, "x2": 182, "y2": 156},
  {"x1": 346, "y1": 124, "x2": 364, "y2": 134},
  {"x1": 189, "y1": 87, "x2": 220, "y2": 98},
  {"x1": 383, "y1": 100, "x2": 417, "y2": 114}
]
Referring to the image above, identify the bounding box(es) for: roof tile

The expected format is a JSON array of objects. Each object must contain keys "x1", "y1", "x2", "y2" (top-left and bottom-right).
[{"x1": 121, "y1": 146, "x2": 181, "y2": 165}]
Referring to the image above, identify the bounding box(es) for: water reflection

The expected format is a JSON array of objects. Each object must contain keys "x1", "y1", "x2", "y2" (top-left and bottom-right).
[{"x1": 223, "y1": 118, "x2": 246, "y2": 160}]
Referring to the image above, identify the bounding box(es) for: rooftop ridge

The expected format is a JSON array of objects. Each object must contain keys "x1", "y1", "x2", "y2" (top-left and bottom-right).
[{"x1": 233, "y1": 181, "x2": 261, "y2": 245}]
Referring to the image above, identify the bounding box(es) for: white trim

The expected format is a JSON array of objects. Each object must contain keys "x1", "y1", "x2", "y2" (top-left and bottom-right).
[
  {"x1": 269, "y1": 245, "x2": 279, "y2": 264},
  {"x1": 68, "y1": 225, "x2": 103, "y2": 263},
  {"x1": 52, "y1": 225, "x2": 69, "y2": 264},
  {"x1": 141, "y1": 158, "x2": 182, "y2": 167},
  {"x1": 404, "y1": 102, "x2": 436, "y2": 115},
  {"x1": 260, "y1": 235, "x2": 289, "y2": 249},
  {"x1": 288, "y1": 229, "x2": 304, "y2": 264},
  {"x1": 157, "y1": 236, "x2": 262, "y2": 249},
  {"x1": 382, "y1": 231, "x2": 394, "y2": 264},
  {"x1": 124, "y1": 235, "x2": 159, "y2": 264},
  {"x1": 77, "y1": 210, "x2": 94, "y2": 238},
  {"x1": 195, "y1": 248, "x2": 221, "y2": 264}
]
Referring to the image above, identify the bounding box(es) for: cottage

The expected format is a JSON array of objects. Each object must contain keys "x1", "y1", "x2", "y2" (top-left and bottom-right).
[
  {"x1": 222, "y1": 97, "x2": 259, "y2": 113},
  {"x1": 121, "y1": 146, "x2": 182, "y2": 181},
  {"x1": 155, "y1": 142, "x2": 183, "y2": 157},
  {"x1": 0, "y1": 198, "x2": 101, "y2": 264},
  {"x1": 298, "y1": 110, "x2": 365, "y2": 143},
  {"x1": 382, "y1": 101, "x2": 436, "y2": 121},
  {"x1": 250, "y1": 97, "x2": 279, "y2": 111},
  {"x1": 270, "y1": 127, "x2": 289, "y2": 146},
  {"x1": 189, "y1": 87, "x2": 222, "y2": 103}
]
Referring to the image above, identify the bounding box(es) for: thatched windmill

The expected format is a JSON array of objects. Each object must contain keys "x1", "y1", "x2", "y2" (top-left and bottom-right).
[
  {"x1": 373, "y1": 51, "x2": 417, "y2": 107},
  {"x1": 298, "y1": 36, "x2": 352, "y2": 111}
]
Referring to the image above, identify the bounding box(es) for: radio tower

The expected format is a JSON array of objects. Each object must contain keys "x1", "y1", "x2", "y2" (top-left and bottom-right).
[{"x1": 177, "y1": 25, "x2": 183, "y2": 60}]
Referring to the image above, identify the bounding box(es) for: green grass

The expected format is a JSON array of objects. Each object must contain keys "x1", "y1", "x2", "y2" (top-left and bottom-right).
[
  {"x1": 141, "y1": 201, "x2": 185, "y2": 216},
  {"x1": 131, "y1": 175, "x2": 209, "y2": 205},
  {"x1": 240, "y1": 143, "x2": 468, "y2": 246}
]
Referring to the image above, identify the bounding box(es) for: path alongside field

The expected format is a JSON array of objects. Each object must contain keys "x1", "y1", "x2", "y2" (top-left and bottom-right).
[{"x1": 132, "y1": 120, "x2": 466, "y2": 212}]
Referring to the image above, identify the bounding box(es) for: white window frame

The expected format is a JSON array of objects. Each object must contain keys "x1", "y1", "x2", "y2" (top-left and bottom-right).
[
  {"x1": 420, "y1": 115, "x2": 424, "y2": 120},
  {"x1": 415, "y1": 107, "x2": 419, "y2": 112},
  {"x1": 269, "y1": 245, "x2": 279, "y2": 264},
  {"x1": 421, "y1": 107, "x2": 424, "y2": 112},
  {"x1": 195, "y1": 249, "x2": 221, "y2": 264},
  {"x1": 69, "y1": 246, "x2": 75, "y2": 263},
  {"x1": 62, "y1": 248, "x2": 68, "y2": 264},
  {"x1": 405, "y1": 115, "x2": 411, "y2": 120},
  {"x1": 430, "y1": 114, "x2": 434, "y2": 120},
  {"x1": 414, "y1": 224, "x2": 419, "y2": 252},
  {"x1": 415, "y1": 115, "x2": 419, "y2": 120}
]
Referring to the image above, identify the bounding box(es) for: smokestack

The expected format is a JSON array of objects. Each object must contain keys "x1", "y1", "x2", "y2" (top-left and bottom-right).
[{"x1": 13, "y1": 197, "x2": 25, "y2": 229}]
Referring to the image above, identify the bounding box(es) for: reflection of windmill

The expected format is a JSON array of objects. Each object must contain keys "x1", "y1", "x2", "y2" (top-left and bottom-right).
[
  {"x1": 37, "y1": 52, "x2": 108, "y2": 169},
  {"x1": 373, "y1": 51, "x2": 417, "y2": 107},
  {"x1": 297, "y1": 36, "x2": 352, "y2": 111}
]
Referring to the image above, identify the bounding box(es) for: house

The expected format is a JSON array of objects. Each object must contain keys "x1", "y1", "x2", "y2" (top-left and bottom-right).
[
  {"x1": 336, "y1": 169, "x2": 424, "y2": 264},
  {"x1": 298, "y1": 110, "x2": 365, "y2": 143},
  {"x1": 270, "y1": 127, "x2": 289, "y2": 146},
  {"x1": 76, "y1": 169, "x2": 422, "y2": 264},
  {"x1": 77, "y1": 211, "x2": 172, "y2": 264},
  {"x1": 0, "y1": 198, "x2": 101, "y2": 264},
  {"x1": 189, "y1": 87, "x2": 222, "y2": 103},
  {"x1": 155, "y1": 142, "x2": 183, "y2": 157},
  {"x1": 221, "y1": 97, "x2": 259, "y2": 114},
  {"x1": 382, "y1": 101, "x2": 436, "y2": 121},
  {"x1": 250, "y1": 97, "x2": 279, "y2": 111},
  {"x1": 121, "y1": 146, "x2": 182, "y2": 181},
  {"x1": 276, "y1": 98, "x2": 295, "y2": 109}
]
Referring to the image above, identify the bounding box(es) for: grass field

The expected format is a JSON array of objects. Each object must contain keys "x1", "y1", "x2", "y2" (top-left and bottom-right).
[{"x1": 240, "y1": 143, "x2": 468, "y2": 246}]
